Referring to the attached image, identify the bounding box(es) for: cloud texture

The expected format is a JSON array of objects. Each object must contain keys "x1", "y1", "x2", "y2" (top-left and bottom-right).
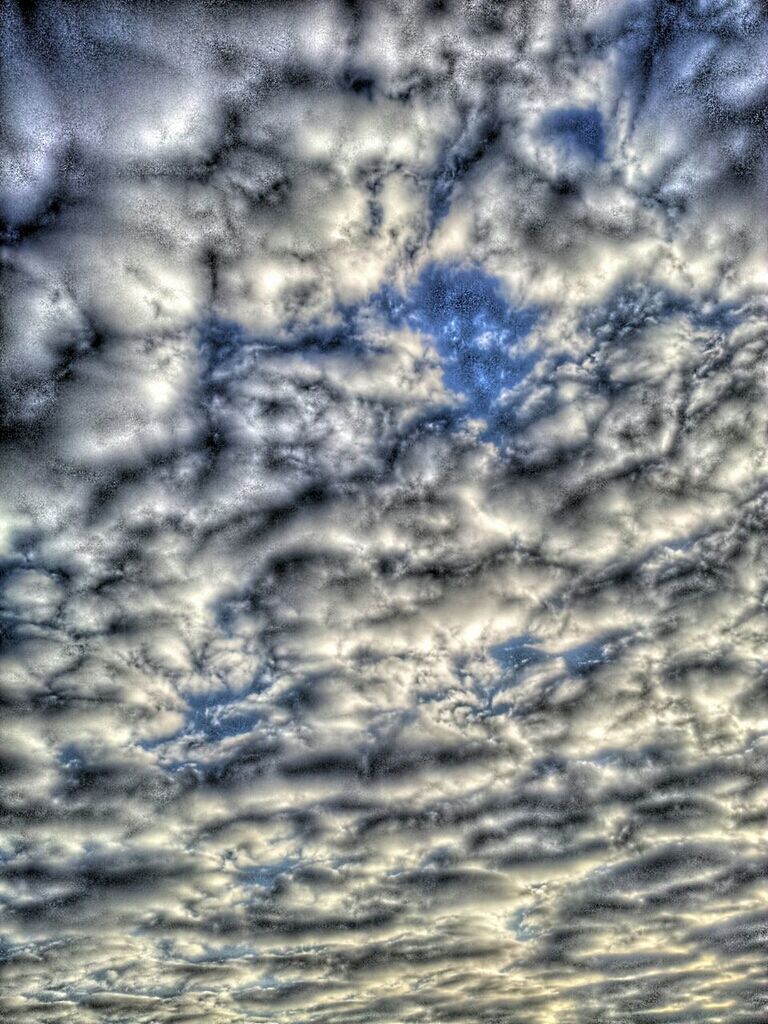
[{"x1": 2, "y1": 1, "x2": 768, "y2": 1021}]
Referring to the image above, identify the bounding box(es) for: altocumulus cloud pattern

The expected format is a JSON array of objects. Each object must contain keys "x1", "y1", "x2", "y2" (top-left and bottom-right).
[{"x1": 2, "y1": 2, "x2": 768, "y2": 1022}]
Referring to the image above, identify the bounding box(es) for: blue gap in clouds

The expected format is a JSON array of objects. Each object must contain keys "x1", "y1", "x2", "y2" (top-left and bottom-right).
[
  {"x1": 489, "y1": 632, "x2": 624, "y2": 682},
  {"x1": 138, "y1": 686, "x2": 264, "y2": 753},
  {"x1": 473, "y1": 635, "x2": 547, "y2": 710},
  {"x1": 375, "y1": 263, "x2": 538, "y2": 439},
  {"x1": 508, "y1": 907, "x2": 539, "y2": 942},
  {"x1": 541, "y1": 106, "x2": 605, "y2": 161},
  {"x1": 483, "y1": 630, "x2": 626, "y2": 710},
  {"x1": 182, "y1": 689, "x2": 264, "y2": 743},
  {"x1": 197, "y1": 265, "x2": 539, "y2": 447},
  {"x1": 238, "y1": 858, "x2": 297, "y2": 890},
  {"x1": 489, "y1": 634, "x2": 547, "y2": 679}
]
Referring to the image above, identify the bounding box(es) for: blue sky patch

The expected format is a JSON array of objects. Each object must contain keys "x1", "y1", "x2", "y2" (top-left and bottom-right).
[
  {"x1": 560, "y1": 633, "x2": 627, "y2": 675},
  {"x1": 182, "y1": 689, "x2": 263, "y2": 742},
  {"x1": 197, "y1": 266, "x2": 538, "y2": 448},
  {"x1": 508, "y1": 907, "x2": 539, "y2": 942},
  {"x1": 138, "y1": 686, "x2": 263, "y2": 753},
  {"x1": 376, "y1": 263, "x2": 538, "y2": 433},
  {"x1": 489, "y1": 634, "x2": 547, "y2": 681},
  {"x1": 542, "y1": 106, "x2": 605, "y2": 161}
]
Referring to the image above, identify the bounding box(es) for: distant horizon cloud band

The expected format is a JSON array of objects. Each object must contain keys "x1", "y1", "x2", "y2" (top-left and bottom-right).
[{"x1": 2, "y1": 2, "x2": 768, "y2": 1022}]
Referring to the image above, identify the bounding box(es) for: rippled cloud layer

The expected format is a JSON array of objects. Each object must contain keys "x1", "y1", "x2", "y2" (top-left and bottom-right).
[{"x1": 2, "y1": 2, "x2": 768, "y2": 1022}]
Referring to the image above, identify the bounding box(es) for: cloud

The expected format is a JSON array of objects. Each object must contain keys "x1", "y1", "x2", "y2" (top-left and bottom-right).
[{"x1": 2, "y1": 0, "x2": 768, "y2": 1021}]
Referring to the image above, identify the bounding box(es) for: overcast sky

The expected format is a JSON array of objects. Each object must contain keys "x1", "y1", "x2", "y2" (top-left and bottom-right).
[{"x1": 2, "y1": 2, "x2": 768, "y2": 1022}]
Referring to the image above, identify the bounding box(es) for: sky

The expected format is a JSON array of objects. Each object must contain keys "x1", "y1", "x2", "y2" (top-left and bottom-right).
[{"x1": 1, "y1": 1, "x2": 768, "y2": 1022}]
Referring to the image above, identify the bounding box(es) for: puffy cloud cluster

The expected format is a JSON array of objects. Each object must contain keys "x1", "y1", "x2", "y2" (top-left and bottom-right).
[{"x1": 2, "y1": 1, "x2": 768, "y2": 1022}]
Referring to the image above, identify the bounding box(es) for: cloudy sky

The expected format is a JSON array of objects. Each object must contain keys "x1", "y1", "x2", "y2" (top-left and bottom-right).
[{"x1": 2, "y1": 1, "x2": 768, "y2": 1021}]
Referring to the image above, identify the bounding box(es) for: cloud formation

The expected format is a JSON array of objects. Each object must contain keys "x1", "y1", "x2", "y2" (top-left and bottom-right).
[{"x1": 2, "y1": 1, "x2": 768, "y2": 1021}]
